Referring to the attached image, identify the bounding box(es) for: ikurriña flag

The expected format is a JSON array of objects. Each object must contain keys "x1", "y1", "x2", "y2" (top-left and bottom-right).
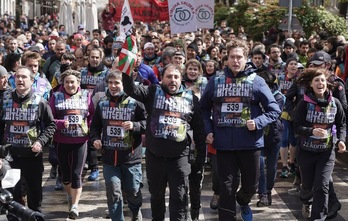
[{"x1": 118, "y1": 35, "x2": 137, "y2": 76}]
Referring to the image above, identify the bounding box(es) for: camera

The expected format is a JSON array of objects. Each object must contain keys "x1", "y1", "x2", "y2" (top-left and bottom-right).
[{"x1": 0, "y1": 144, "x2": 45, "y2": 221}]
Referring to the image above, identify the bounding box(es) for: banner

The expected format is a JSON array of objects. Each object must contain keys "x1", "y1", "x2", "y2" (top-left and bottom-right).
[
  {"x1": 109, "y1": 0, "x2": 169, "y2": 22},
  {"x1": 120, "y1": 0, "x2": 134, "y2": 37},
  {"x1": 196, "y1": 0, "x2": 214, "y2": 29},
  {"x1": 168, "y1": 0, "x2": 196, "y2": 34},
  {"x1": 168, "y1": 0, "x2": 214, "y2": 34}
]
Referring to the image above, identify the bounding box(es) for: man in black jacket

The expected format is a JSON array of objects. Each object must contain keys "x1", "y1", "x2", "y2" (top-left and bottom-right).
[
  {"x1": 122, "y1": 63, "x2": 206, "y2": 221},
  {"x1": 0, "y1": 66, "x2": 56, "y2": 220}
]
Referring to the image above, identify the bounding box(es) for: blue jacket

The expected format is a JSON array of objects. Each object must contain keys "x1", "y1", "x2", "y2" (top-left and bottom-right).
[
  {"x1": 138, "y1": 63, "x2": 159, "y2": 85},
  {"x1": 200, "y1": 66, "x2": 281, "y2": 150}
]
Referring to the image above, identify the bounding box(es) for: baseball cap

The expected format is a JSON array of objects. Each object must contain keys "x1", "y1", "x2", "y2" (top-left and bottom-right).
[
  {"x1": 28, "y1": 45, "x2": 41, "y2": 53},
  {"x1": 144, "y1": 42, "x2": 155, "y2": 50},
  {"x1": 0, "y1": 65, "x2": 8, "y2": 77},
  {"x1": 174, "y1": 50, "x2": 185, "y2": 57},
  {"x1": 309, "y1": 51, "x2": 331, "y2": 65},
  {"x1": 115, "y1": 36, "x2": 125, "y2": 43},
  {"x1": 78, "y1": 24, "x2": 84, "y2": 30}
]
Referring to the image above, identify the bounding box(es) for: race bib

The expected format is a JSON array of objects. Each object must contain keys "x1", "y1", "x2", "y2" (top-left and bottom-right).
[
  {"x1": 221, "y1": 103, "x2": 243, "y2": 113},
  {"x1": 159, "y1": 115, "x2": 181, "y2": 126},
  {"x1": 10, "y1": 125, "x2": 29, "y2": 134},
  {"x1": 107, "y1": 126, "x2": 125, "y2": 137},
  {"x1": 64, "y1": 115, "x2": 83, "y2": 125}
]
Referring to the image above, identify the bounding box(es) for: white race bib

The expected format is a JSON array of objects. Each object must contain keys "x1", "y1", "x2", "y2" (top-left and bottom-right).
[
  {"x1": 64, "y1": 115, "x2": 83, "y2": 125},
  {"x1": 221, "y1": 103, "x2": 243, "y2": 113},
  {"x1": 10, "y1": 125, "x2": 29, "y2": 134},
  {"x1": 159, "y1": 115, "x2": 181, "y2": 126},
  {"x1": 107, "y1": 126, "x2": 125, "y2": 137}
]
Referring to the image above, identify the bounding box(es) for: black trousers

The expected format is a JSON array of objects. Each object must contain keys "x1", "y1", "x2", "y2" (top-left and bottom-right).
[
  {"x1": 217, "y1": 149, "x2": 260, "y2": 221},
  {"x1": 189, "y1": 164, "x2": 204, "y2": 211},
  {"x1": 298, "y1": 147, "x2": 335, "y2": 221},
  {"x1": 10, "y1": 155, "x2": 44, "y2": 212},
  {"x1": 146, "y1": 150, "x2": 190, "y2": 221}
]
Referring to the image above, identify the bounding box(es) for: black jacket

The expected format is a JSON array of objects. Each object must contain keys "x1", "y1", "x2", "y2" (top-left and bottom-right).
[
  {"x1": 89, "y1": 90, "x2": 146, "y2": 166},
  {"x1": 122, "y1": 73, "x2": 206, "y2": 163}
]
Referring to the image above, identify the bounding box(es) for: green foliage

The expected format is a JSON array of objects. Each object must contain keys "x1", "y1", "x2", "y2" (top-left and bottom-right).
[
  {"x1": 295, "y1": 5, "x2": 348, "y2": 38},
  {"x1": 214, "y1": 1, "x2": 348, "y2": 41}
]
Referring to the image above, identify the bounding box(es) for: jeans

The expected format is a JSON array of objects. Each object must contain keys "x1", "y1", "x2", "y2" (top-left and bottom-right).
[
  {"x1": 281, "y1": 119, "x2": 297, "y2": 147},
  {"x1": 258, "y1": 142, "x2": 281, "y2": 194},
  {"x1": 103, "y1": 163, "x2": 142, "y2": 221}
]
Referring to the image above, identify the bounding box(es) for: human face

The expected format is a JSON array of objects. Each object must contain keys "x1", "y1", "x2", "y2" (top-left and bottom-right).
[
  {"x1": 136, "y1": 53, "x2": 142, "y2": 66},
  {"x1": 75, "y1": 49, "x2": 84, "y2": 65},
  {"x1": 228, "y1": 47, "x2": 247, "y2": 75},
  {"x1": 251, "y1": 54, "x2": 264, "y2": 68},
  {"x1": 89, "y1": 50, "x2": 102, "y2": 67},
  {"x1": 220, "y1": 49, "x2": 227, "y2": 59},
  {"x1": 299, "y1": 44, "x2": 309, "y2": 56},
  {"x1": 210, "y1": 47, "x2": 218, "y2": 59},
  {"x1": 9, "y1": 40, "x2": 18, "y2": 52},
  {"x1": 152, "y1": 39, "x2": 161, "y2": 52},
  {"x1": 173, "y1": 55, "x2": 185, "y2": 66},
  {"x1": 91, "y1": 39, "x2": 99, "y2": 47},
  {"x1": 48, "y1": 40, "x2": 56, "y2": 51},
  {"x1": 286, "y1": 61, "x2": 298, "y2": 75},
  {"x1": 186, "y1": 48, "x2": 196, "y2": 60},
  {"x1": 161, "y1": 66, "x2": 182, "y2": 94},
  {"x1": 15, "y1": 69, "x2": 33, "y2": 94},
  {"x1": 25, "y1": 59, "x2": 39, "y2": 74},
  {"x1": 284, "y1": 46, "x2": 294, "y2": 54},
  {"x1": 186, "y1": 64, "x2": 200, "y2": 81},
  {"x1": 144, "y1": 47, "x2": 155, "y2": 57},
  {"x1": 205, "y1": 61, "x2": 215, "y2": 75},
  {"x1": 55, "y1": 43, "x2": 66, "y2": 58},
  {"x1": 310, "y1": 74, "x2": 327, "y2": 98},
  {"x1": 93, "y1": 32, "x2": 100, "y2": 40},
  {"x1": 107, "y1": 77, "x2": 123, "y2": 96},
  {"x1": 63, "y1": 75, "x2": 80, "y2": 94},
  {"x1": 25, "y1": 32, "x2": 32, "y2": 41},
  {"x1": 269, "y1": 47, "x2": 281, "y2": 62},
  {"x1": 0, "y1": 75, "x2": 8, "y2": 90},
  {"x1": 74, "y1": 38, "x2": 83, "y2": 47},
  {"x1": 196, "y1": 41, "x2": 203, "y2": 53}
]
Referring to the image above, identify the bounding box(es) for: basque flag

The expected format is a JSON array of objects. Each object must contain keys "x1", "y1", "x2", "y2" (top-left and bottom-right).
[{"x1": 119, "y1": 35, "x2": 137, "y2": 76}]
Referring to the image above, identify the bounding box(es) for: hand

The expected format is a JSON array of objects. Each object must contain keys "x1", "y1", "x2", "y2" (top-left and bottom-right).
[
  {"x1": 122, "y1": 121, "x2": 134, "y2": 130},
  {"x1": 93, "y1": 140, "x2": 102, "y2": 149},
  {"x1": 337, "y1": 141, "x2": 346, "y2": 153},
  {"x1": 64, "y1": 120, "x2": 69, "y2": 128},
  {"x1": 312, "y1": 128, "x2": 327, "y2": 137},
  {"x1": 206, "y1": 133, "x2": 214, "y2": 144},
  {"x1": 31, "y1": 141, "x2": 42, "y2": 153},
  {"x1": 246, "y1": 120, "x2": 256, "y2": 131}
]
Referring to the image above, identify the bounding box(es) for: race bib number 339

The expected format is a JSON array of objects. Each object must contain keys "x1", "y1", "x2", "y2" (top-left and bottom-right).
[{"x1": 221, "y1": 103, "x2": 243, "y2": 113}]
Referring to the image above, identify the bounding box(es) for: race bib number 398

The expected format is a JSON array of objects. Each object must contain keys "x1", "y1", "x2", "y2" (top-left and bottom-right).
[
  {"x1": 107, "y1": 126, "x2": 124, "y2": 137},
  {"x1": 221, "y1": 103, "x2": 243, "y2": 113}
]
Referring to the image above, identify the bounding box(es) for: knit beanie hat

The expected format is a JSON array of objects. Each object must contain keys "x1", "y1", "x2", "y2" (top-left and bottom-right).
[{"x1": 187, "y1": 41, "x2": 199, "y2": 53}]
